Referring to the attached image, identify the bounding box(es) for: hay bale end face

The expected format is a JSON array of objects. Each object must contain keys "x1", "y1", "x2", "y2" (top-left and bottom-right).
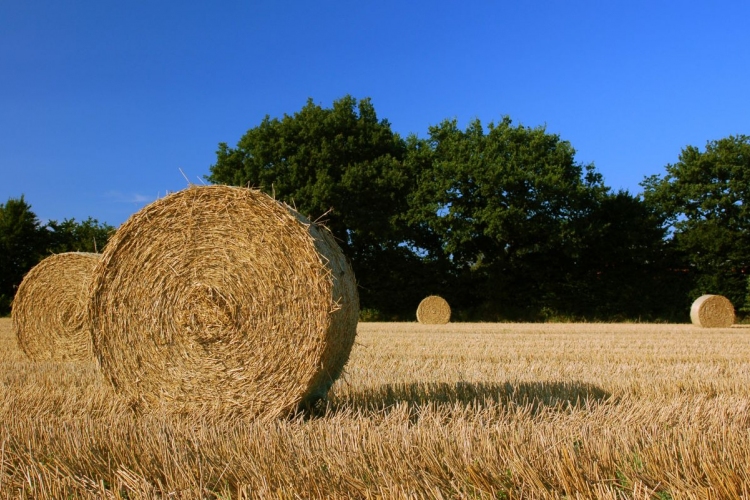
[
  {"x1": 12, "y1": 252, "x2": 100, "y2": 361},
  {"x1": 88, "y1": 185, "x2": 359, "y2": 420},
  {"x1": 416, "y1": 295, "x2": 451, "y2": 324},
  {"x1": 690, "y1": 294, "x2": 735, "y2": 328}
]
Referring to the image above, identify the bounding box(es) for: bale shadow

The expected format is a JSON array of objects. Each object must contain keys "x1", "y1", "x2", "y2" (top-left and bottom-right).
[{"x1": 303, "y1": 380, "x2": 611, "y2": 419}]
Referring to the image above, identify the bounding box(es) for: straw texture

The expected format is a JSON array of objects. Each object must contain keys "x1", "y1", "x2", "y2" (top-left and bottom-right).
[
  {"x1": 690, "y1": 294, "x2": 735, "y2": 328},
  {"x1": 88, "y1": 185, "x2": 359, "y2": 420},
  {"x1": 416, "y1": 295, "x2": 451, "y2": 324},
  {"x1": 12, "y1": 252, "x2": 99, "y2": 361}
]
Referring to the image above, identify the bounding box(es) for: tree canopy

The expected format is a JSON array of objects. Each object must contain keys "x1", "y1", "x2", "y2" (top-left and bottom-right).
[
  {"x1": 10, "y1": 114, "x2": 750, "y2": 321},
  {"x1": 46, "y1": 217, "x2": 114, "y2": 254},
  {"x1": 642, "y1": 135, "x2": 750, "y2": 309},
  {"x1": 209, "y1": 96, "x2": 695, "y2": 320},
  {"x1": 0, "y1": 196, "x2": 46, "y2": 314},
  {"x1": 6, "y1": 96, "x2": 739, "y2": 321},
  {"x1": 0, "y1": 196, "x2": 114, "y2": 316},
  {"x1": 403, "y1": 117, "x2": 607, "y2": 318}
]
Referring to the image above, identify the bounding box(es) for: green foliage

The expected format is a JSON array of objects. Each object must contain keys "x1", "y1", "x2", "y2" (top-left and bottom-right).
[
  {"x1": 743, "y1": 276, "x2": 750, "y2": 315},
  {"x1": 0, "y1": 196, "x2": 115, "y2": 316},
  {"x1": 642, "y1": 135, "x2": 750, "y2": 309},
  {"x1": 407, "y1": 117, "x2": 606, "y2": 263},
  {"x1": 46, "y1": 217, "x2": 115, "y2": 254},
  {"x1": 0, "y1": 196, "x2": 46, "y2": 315},
  {"x1": 407, "y1": 117, "x2": 663, "y2": 320},
  {"x1": 358, "y1": 308, "x2": 384, "y2": 322},
  {"x1": 570, "y1": 190, "x2": 690, "y2": 321},
  {"x1": 208, "y1": 95, "x2": 740, "y2": 321}
]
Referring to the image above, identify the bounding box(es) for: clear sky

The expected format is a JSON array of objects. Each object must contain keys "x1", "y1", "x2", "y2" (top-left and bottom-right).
[{"x1": 2, "y1": 1, "x2": 749, "y2": 227}]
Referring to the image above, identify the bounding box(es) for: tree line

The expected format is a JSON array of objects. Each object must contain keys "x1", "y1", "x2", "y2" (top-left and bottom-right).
[
  {"x1": 208, "y1": 96, "x2": 750, "y2": 322},
  {"x1": 3, "y1": 95, "x2": 748, "y2": 321},
  {"x1": 0, "y1": 196, "x2": 113, "y2": 315}
]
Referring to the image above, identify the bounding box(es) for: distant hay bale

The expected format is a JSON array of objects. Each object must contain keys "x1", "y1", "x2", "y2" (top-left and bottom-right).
[
  {"x1": 690, "y1": 294, "x2": 735, "y2": 328},
  {"x1": 416, "y1": 295, "x2": 451, "y2": 324},
  {"x1": 12, "y1": 252, "x2": 99, "y2": 361},
  {"x1": 88, "y1": 185, "x2": 359, "y2": 420}
]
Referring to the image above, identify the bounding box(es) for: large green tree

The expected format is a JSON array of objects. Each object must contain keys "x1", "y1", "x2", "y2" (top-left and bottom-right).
[
  {"x1": 642, "y1": 135, "x2": 750, "y2": 309},
  {"x1": 571, "y1": 190, "x2": 689, "y2": 321},
  {"x1": 0, "y1": 196, "x2": 46, "y2": 315},
  {"x1": 207, "y1": 96, "x2": 430, "y2": 318},
  {"x1": 207, "y1": 96, "x2": 695, "y2": 321},
  {"x1": 404, "y1": 117, "x2": 611, "y2": 319}
]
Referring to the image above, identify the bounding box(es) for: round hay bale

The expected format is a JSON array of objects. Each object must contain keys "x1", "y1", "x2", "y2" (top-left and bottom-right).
[
  {"x1": 690, "y1": 294, "x2": 735, "y2": 328},
  {"x1": 12, "y1": 252, "x2": 99, "y2": 361},
  {"x1": 416, "y1": 295, "x2": 451, "y2": 324},
  {"x1": 88, "y1": 185, "x2": 359, "y2": 420}
]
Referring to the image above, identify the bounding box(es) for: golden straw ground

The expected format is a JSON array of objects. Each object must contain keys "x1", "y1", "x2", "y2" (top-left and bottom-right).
[
  {"x1": 690, "y1": 294, "x2": 735, "y2": 328},
  {"x1": 3, "y1": 320, "x2": 750, "y2": 498},
  {"x1": 12, "y1": 252, "x2": 99, "y2": 361},
  {"x1": 416, "y1": 295, "x2": 451, "y2": 324},
  {"x1": 88, "y1": 185, "x2": 359, "y2": 420}
]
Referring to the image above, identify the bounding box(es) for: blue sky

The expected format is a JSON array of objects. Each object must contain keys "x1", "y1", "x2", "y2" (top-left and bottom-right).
[{"x1": 2, "y1": 1, "x2": 749, "y2": 227}]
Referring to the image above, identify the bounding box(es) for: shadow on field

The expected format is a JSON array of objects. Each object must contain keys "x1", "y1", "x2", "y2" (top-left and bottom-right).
[{"x1": 317, "y1": 380, "x2": 611, "y2": 417}]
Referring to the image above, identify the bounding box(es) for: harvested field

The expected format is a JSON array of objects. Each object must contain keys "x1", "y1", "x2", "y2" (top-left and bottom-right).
[{"x1": 1, "y1": 317, "x2": 750, "y2": 498}]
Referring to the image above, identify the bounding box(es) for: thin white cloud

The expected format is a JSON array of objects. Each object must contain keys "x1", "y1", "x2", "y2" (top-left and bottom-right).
[
  {"x1": 105, "y1": 191, "x2": 155, "y2": 204},
  {"x1": 129, "y1": 193, "x2": 152, "y2": 203}
]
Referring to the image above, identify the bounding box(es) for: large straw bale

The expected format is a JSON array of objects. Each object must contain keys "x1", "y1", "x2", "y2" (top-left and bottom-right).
[
  {"x1": 416, "y1": 295, "x2": 451, "y2": 324},
  {"x1": 88, "y1": 185, "x2": 359, "y2": 420},
  {"x1": 690, "y1": 294, "x2": 735, "y2": 328},
  {"x1": 12, "y1": 252, "x2": 99, "y2": 361}
]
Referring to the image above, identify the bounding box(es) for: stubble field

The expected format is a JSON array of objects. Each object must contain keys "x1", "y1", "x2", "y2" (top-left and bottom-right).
[{"x1": 1, "y1": 318, "x2": 749, "y2": 499}]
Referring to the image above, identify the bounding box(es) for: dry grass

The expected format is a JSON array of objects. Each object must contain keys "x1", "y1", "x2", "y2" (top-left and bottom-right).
[{"x1": 2, "y1": 318, "x2": 750, "y2": 498}]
